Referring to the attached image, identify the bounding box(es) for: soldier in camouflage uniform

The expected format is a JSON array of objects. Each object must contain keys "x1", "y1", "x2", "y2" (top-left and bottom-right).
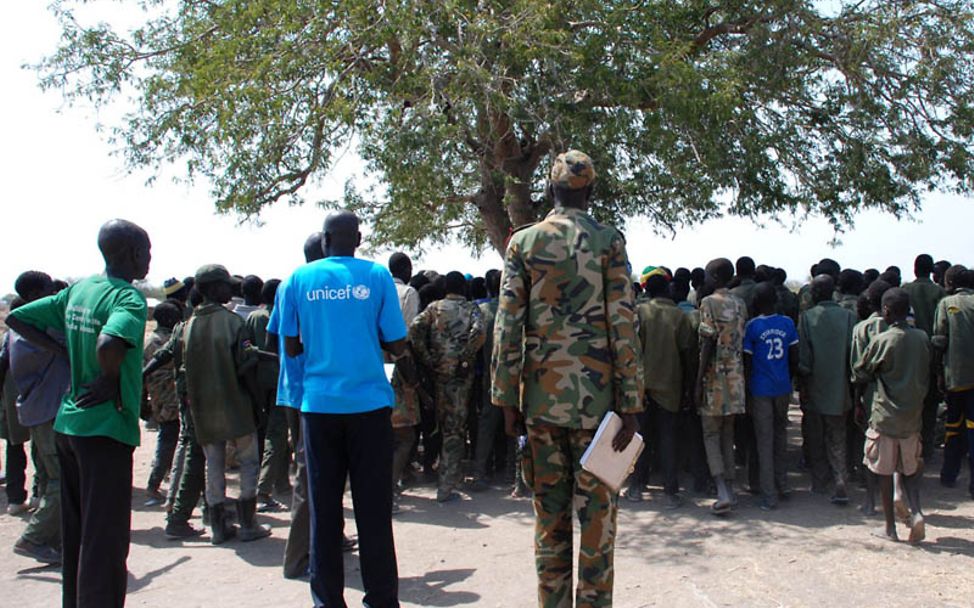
[
  {"x1": 491, "y1": 150, "x2": 642, "y2": 608},
  {"x1": 409, "y1": 271, "x2": 485, "y2": 502},
  {"x1": 694, "y1": 258, "x2": 748, "y2": 515}
]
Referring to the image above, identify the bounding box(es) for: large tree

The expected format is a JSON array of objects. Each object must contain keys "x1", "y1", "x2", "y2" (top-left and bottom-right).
[{"x1": 39, "y1": 0, "x2": 974, "y2": 255}]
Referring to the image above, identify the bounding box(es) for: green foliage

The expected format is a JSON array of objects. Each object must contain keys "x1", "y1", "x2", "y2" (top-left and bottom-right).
[{"x1": 37, "y1": 0, "x2": 974, "y2": 254}]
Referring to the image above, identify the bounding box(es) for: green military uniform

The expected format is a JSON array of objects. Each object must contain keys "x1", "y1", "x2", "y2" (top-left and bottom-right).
[
  {"x1": 730, "y1": 278, "x2": 758, "y2": 319},
  {"x1": 492, "y1": 160, "x2": 642, "y2": 608},
  {"x1": 853, "y1": 322, "x2": 931, "y2": 437},
  {"x1": 837, "y1": 293, "x2": 859, "y2": 315},
  {"x1": 775, "y1": 285, "x2": 799, "y2": 323},
  {"x1": 143, "y1": 328, "x2": 180, "y2": 424},
  {"x1": 697, "y1": 288, "x2": 747, "y2": 481},
  {"x1": 410, "y1": 293, "x2": 485, "y2": 500},
  {"x1": 639, "y1": 298, "x2": 695, "y2": 413},
  {"x1": 245, "y1": 307, "x2": 291, "y2": 498},
  {"x1": 636, "y1": 296, "x2": 694, "y2": 495},
  {"x1": 904, "y1": 277, "x2": 946, "y2": 337},
  {"x1": 473, "y1": 298, "x2": 510, "y2": 483},
  {"x1": 799, "y1": 301, "x2": 856, "y2": 491},
  {"x1": 179, "y1": 304, "x2": 259, "y2": 445},
  {"x1": 932, "y1": 288, "x2": 974, "y2": 491},
  {"x1": 851, "y1": 313, "x2": 889, "y2": 418},
  {"x1": 903, "y1": 276, "x2": 947, "y2": 456}
]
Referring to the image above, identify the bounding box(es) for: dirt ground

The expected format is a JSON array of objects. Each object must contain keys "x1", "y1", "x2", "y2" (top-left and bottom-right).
[{"x1": 2, "y1": 407, "x2": 973, "y2": 608}]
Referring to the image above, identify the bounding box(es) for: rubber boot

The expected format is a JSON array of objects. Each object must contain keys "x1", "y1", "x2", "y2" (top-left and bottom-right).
[
  {"x1": 210, "y1": 502, "x2": 237, "y2": 545},
  {"x1": 237, "y1": 498, "x2": 272, "y2": 542}
]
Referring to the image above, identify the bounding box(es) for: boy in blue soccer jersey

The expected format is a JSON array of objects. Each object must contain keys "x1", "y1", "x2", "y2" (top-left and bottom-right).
[{"x1": 743, "y1": 283, "x2": 799, "y2": 510}]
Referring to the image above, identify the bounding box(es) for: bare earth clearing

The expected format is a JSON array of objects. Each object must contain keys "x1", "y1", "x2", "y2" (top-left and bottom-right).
[{"x1": 2, "y1": 406, "x2": 972, "y2": 608}]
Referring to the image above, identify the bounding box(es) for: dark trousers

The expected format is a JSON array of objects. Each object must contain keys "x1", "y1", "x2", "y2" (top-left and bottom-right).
[
  {"x1": 303, "y1": 408, "x2": 398, "y2": 608},
  {"x1": 57, "y1": 433, "x2": 133, "y2": 608},
  {"x1": 169, "y1": 409, "x2": 205, "y2": 525},
  {"x1": 941, "y1": 389, "x2": 974, "y2": 493},
  {"x1": 284, "y1": 407, "x2": 310, "y2": 579},
  {"x1": 147, "y1": 419, "x2": 179, "y2": 491},
  {"x1": 751, "y1": 395, "x2": 790, "y2": 501},
  {"x1": 5, "y1": 440, "x2": 28, "y2": 504},
  {"x1": 473, "y1": 402, "x2": 507, "y2": 480},
  {"x1": 657, "y1": 407, "x2": 680, "y2": 495},
  {"x1": 806, "y1": 412, "x2": 848, "y2": 490}
]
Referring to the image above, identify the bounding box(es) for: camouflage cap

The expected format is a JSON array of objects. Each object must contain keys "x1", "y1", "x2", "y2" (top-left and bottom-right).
[
  {"x1": 550, "y1": 150, "x2": 596, "y2": 190},
  {"x1": 195, "y1": 264, "x2": 235, "y2": 286}
]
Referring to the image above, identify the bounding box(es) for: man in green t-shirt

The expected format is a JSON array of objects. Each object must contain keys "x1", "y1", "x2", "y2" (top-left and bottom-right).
[{"x1": 6, "y1": 219, "x2": 151, "y2": 608}]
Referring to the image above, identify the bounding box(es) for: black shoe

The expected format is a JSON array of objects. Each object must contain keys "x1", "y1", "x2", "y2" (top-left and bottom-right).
[
  {"x1": 13, "y1": 538, "x2": 61, "y2": 565},
  {"x1": 165, "y1": 521, "x2": 205, "y2": 540}
]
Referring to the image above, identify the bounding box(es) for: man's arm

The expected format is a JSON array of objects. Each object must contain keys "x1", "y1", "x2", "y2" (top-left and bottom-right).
[
  {"x1": 382, "y1": 338, "x2": 417, "y2": 385},
  {"x1": 604, "y1": 237, "x2": 642, "y2": 451},
  {"x1": 460, "y1": 307, "x2": 486, "y2": 364},
  {"x1": 4, "y1": 317, "x2": 67, "y2": 359},
  {"x1": 492, "y1": 242, "x2": 529, "y2": 438},
  {"x1": 75, "y1": 334, "x2": 130, "y2": 411},
  {"x1": 407, "y1": 309, "x2": 433, "y2": 368}
]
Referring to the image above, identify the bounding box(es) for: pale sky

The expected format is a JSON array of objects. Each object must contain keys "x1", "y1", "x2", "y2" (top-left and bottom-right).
[{"x1": 2, "y1": 4, "x2": 972, "y2": 294}]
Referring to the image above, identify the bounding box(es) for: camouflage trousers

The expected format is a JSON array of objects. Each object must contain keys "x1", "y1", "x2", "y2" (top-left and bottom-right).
[
  {"x1": 436, "y1": 376, "x2": 474, "y2": 499},
  {"x1": 525, "y1": 423, "x2": 617, "y2": 608}
]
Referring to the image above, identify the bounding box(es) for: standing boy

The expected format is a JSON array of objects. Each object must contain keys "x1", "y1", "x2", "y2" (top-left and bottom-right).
[
  {"x1": 694, "y1": 258, "x2": 748, "y2": 514},
  {"x1": 742, "y1": 283, "x2": 799, "y2": 510},
  {"x1": 854, "y1": 288, "x2": 931, "y2": 543},
  {"x1": 180, "y1": 265, "x2": 271, "y2": 545}
]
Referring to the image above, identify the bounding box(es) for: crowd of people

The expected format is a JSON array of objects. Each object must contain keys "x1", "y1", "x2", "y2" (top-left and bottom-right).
[{"x1": 0, "y1": 151, "x2": 972, "y2": 608}]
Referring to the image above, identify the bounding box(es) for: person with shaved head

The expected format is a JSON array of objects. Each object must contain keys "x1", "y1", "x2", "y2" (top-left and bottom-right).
[{"x1": 7, "y1": 219, "x2": 151, "y2": 607}]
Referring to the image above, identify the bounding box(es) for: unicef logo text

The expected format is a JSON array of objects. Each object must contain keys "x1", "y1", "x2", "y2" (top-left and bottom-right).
[{"x1": 306, "y1": 284, "x2": 372, "y2": 302}]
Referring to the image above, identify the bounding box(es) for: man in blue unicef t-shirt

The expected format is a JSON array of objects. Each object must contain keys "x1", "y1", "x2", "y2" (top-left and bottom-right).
[
  {"x1": 279, "y1": 211, "x2": 411, "y2": 608},
  {"x1": 743, "y1": 282, "x2": 799, "y2": 511}
]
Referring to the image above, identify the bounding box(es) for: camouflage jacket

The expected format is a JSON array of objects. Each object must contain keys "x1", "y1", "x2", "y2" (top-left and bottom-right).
[
  {"x1": 409, "y1": 294, "x2": 485, "y2": 379},
  {"x1": 490, "y1": 206, "x2": 643, "y2": 429},
  {"x1": 142, "y1": 328, "x2": 180, "y2": 423},
  {"x1": 698, "y1": 288, "x2": 747, "y2": 416}
]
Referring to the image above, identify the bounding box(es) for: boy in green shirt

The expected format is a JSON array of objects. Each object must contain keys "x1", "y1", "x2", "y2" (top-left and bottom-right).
[
  {"x1": 853, "y1": 288, "x2": 931, "y2": 544},
  {"x1": 7, "y1": 219, "x2": 151, "y2": 608}
]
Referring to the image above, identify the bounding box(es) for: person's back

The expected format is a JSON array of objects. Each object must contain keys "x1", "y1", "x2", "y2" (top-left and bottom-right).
[
  {"x1": 934, "y1": 286, "x2": 974, "y2": 393},
  {"x1": 799, "y1": 300, "x2": 856, "y2": 415},
  {"x1": 493, "y1": 206, "x2": 639, "y2": 429},
  {"x1": 857, "y1": 322, "x2": 931, "y2": 437},
  {"x1": 903, "y1": 255, "x2": 946, "y2": 336},
  {"x1": 697, "y1": 288, "x2": 748, "y2": 416},
  {"x1": 638, "y1": 296, "x2": 693, "y2": 411},
  {"x1": 730, "y1": 279, "x2": 757, "y2": 319},
  {"x1": 411, "y1": 293, "x2": 483, "y2": 377},
  {"x1": 181, "y1": 302, "x2": 256, "y2": 445},
  {"x1": 283, "y1": 257, "x2": 403, "y2": 411}
]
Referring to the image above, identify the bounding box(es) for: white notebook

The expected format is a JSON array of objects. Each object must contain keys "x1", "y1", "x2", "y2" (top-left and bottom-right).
[{"x1": 580, "y1": 411, "x2": 644, "y2": 493}]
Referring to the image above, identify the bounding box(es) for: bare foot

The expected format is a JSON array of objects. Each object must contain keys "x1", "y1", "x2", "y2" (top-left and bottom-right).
[
  {"x1": 908, "y1": 514, "x2": 925, "y2": 544},
  {"x1": 894, "y1": 499, "x2": 911, "y2": 525},
  {"x1": 871, "y1": 526, "x2": 899, "y2": 542}
]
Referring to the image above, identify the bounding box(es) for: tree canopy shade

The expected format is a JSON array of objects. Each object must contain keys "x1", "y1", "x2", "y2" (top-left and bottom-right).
[{"x1": 37, "y1": 0, "x2": 974, "y2": 255}]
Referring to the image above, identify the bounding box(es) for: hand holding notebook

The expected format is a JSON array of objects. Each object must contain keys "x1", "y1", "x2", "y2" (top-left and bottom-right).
[{"x1": 580, "y1": 411, "x2": 645, "y2": 493}]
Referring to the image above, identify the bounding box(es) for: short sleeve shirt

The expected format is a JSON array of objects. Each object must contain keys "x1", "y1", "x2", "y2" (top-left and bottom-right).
[
  {"x1": 10, "y1": 276, "x2": 147, "y2": 446},
  {"x1": 268, "y1": 276, "x2": 304, "y2": 409},
  {"x1": 279, "y1": 257, "x2": 406, "y2": 414},
  {"x1": 743, "y1": 314, "x2": 798, "y2": 397}
]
